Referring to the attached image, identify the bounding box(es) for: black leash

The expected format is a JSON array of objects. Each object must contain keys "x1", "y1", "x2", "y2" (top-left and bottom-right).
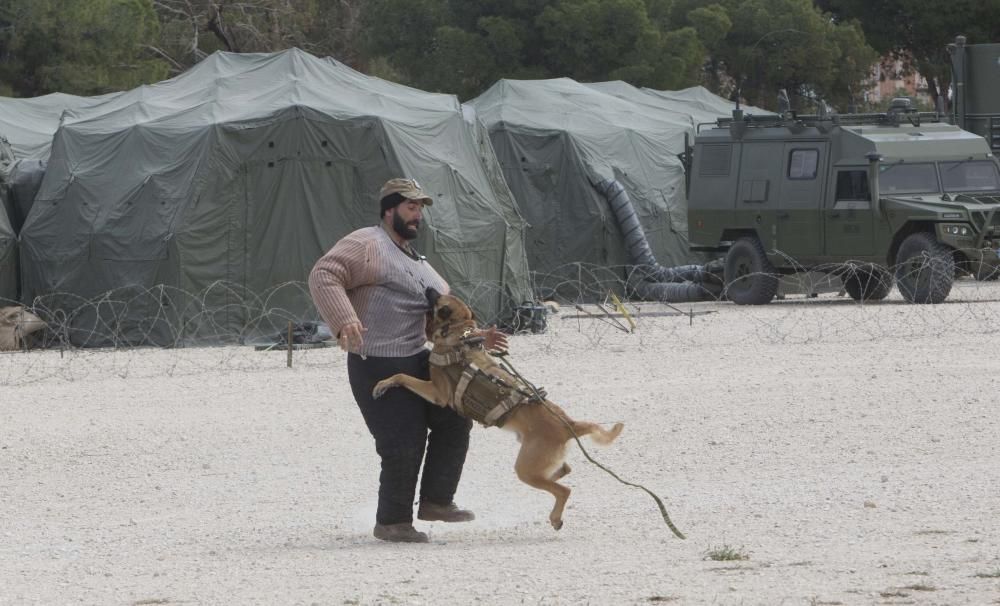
[{"x1": 493, "y1": 351, "x2": 686, "y2": 540}]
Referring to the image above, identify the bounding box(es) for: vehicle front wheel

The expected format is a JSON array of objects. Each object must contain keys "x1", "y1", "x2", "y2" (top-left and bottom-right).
[
  {"x1": 723, "y1": 237, "x2": 779, "y2": 305},
  {"x1": 843, "y1": 264, "x2": 893, "y2": 301},
  {"x1": 894, "y1": 232, "x2": 955, "y2": 304}
]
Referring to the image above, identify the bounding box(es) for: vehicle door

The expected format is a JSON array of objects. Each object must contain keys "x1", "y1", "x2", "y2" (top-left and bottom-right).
[
  {"x1": 735, "y1": 141, "x2": 783, "y2": 251},
  {"x1": 777, "y1": 143, "x2": 827, "y2": 258},
  {"x1": 824, "y1": 167, "x2": 874, "y2": 257}
]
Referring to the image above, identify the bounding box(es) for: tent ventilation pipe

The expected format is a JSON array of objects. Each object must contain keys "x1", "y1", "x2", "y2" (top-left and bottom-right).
[{"x1": 595, "y1": 179, "x2": 720, "y2": 302}]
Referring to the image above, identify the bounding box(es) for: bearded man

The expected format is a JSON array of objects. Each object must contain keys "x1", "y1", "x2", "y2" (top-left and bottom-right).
[{"x1": 309, "y1": 178, "x2": 505, "y2": 543}]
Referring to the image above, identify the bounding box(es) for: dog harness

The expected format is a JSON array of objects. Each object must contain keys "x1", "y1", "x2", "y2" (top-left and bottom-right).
[{"x1": 429, "y1": 345, "x2": 546, "y2": 428}]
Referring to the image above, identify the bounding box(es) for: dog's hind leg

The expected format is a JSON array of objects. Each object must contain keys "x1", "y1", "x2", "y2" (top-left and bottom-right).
[
  {"x1": 515, "y1": 440, "x2": 570, "y2": 530},
  {"x1": 550, "y1": 462, "x2": 571, "y2": 481}
]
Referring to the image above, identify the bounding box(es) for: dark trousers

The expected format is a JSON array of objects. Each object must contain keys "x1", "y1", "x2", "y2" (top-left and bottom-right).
[{"x1": 347, "y1": 350, "x2": 472, "y2": 525}]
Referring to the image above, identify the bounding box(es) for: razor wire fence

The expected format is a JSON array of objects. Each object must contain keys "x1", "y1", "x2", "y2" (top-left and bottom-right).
[{"x1": 6, "y1": 259, "x2": 1000, "y2": 387}]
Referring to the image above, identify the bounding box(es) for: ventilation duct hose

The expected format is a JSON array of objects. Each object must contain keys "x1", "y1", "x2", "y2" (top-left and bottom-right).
[
  {"x1": 631, "y1": 279, "x2": 717, "y2": 302},
  {"x1": 595, "y1": 178, "x2": 720, "y2": 302}
]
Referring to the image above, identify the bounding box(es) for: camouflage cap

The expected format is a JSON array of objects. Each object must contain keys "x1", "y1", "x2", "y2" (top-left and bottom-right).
[{"x1": 379, "y1": 178, "x2": 433, "y2": 205}]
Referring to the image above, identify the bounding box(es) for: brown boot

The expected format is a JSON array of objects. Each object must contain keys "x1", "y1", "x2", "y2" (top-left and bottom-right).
[
  {"x1": 417, "y1": 501, "x2": 476, "y2": 522},
  {"x1": 373, "y1": 523, "x2": 429, "y2": 543}
]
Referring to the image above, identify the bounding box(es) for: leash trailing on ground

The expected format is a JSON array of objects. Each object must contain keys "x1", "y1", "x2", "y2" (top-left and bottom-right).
[
  {"x1": 572, "y1": 304, "x2": 630, "y2": 333},
  {"x1": 608, "y1": 292, "x2": 636, "y2": 332},
  {"x1": 494, "y1": 352, "x2": 686, "y2": 540}
]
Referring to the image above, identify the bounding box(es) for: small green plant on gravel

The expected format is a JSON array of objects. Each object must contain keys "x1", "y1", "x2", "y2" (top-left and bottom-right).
[
  {"x1": 703, "y1": 544, "x2": 750, "y2": 561},
  {"x1": 974, "y1": 569, "x2": 1000, "y2": 578}
]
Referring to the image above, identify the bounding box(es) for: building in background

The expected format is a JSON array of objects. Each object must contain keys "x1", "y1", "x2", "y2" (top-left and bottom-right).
[{"x1": 867, "y1": 57, "x2": 933, "y2": 109}]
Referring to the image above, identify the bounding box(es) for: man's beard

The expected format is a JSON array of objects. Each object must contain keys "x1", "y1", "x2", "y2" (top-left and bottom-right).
[{"x1": 392, "y1": 212, "x2": 419, "y2": 241}]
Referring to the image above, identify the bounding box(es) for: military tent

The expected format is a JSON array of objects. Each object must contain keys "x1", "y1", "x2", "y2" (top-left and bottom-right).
[
  {"x1": 0, "y1": 92, "x2": 120, "y2": 228},
  {"x1": 640, "y1": 85, "x2": 764, "y2": 125},
  {"x1": 469, "y1": 80, "x2": 770, "y2": 295},
  {"x1": 0, "y1": 92, "x2": 121, "y2": 302},
  {"x1": 19, "y1": 49, "x2": 531, "y2": 346},
  {"x1": 0, "y1": 184, "x2": 12, "y2": 304},
  {"x1": 0, "y1": 92, "x2": 121, "y2": 161},
  {"x1": 0, "y1": 138, "x2": 19, "y2": 303}
]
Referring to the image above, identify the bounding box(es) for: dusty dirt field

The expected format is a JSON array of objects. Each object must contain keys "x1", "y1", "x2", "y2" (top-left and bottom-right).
[{"x1": 4, "y1": 281, "x2": 1000, "y2": 605}]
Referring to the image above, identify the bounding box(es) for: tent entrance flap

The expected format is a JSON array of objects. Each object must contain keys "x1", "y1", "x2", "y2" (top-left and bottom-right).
[{"x1": 232, "y1": 154, "x2": 378, "y2": 337}]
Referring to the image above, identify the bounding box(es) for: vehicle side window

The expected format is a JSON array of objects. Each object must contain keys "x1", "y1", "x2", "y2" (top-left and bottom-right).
[
  {"x1": 788, "y1": 149, "x2": 818, "y2": 180},
  {"x1": 835, "y1": 170, "x2": 870, "y2": 200},
  {"x1": 699, "y1": 144, "x2": 732, "y2": 176}
]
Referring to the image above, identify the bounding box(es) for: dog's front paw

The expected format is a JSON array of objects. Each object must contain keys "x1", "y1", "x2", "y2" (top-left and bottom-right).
[{"x1": 372, "y1": 379, "x2": 396, "y2": 399}]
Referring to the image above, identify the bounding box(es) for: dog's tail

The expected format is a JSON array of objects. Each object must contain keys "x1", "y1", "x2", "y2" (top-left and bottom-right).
[{"x1": 571, "y1": 421, "x2": 624, "y2": 445}]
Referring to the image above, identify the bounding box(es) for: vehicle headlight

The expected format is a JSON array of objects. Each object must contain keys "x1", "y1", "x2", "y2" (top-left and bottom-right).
[{"x1": 943, "y1": 224, "x2": 972, "y2": 236}]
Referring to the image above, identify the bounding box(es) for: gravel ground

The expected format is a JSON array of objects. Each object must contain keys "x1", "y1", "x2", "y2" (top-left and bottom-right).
[{"x1": 3, "y1": 281, "x2": 1000, "y2": 605}]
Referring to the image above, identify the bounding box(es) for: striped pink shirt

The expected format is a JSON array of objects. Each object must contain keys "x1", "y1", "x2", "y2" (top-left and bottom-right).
[{"x1": 309, "y1": 225, "x2": 449, "y2": 358}]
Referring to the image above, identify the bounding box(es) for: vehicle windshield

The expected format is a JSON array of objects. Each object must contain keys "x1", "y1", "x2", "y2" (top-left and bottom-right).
[
  {"x1": 879, "y1": 162, "x2": 939, "y2": 195},
  {"x1": 940, "y1": 160, "x2": 1000, "y2": 192}
]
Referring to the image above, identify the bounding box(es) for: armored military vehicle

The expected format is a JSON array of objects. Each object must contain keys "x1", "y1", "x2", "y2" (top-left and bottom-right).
[{"x1": 681, "y1": 102, "x2": 1000, "y2": 304}]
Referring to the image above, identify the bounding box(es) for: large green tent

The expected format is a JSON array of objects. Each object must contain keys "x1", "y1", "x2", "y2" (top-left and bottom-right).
[
  {"x1": 0, "y1": 92, "x2": 119, "y2": 161},
  {"x1": 0, "y1": 92, "x2": 120, "y2": 303},
  {"x1": 19, "y1": 49, "x2": 531, "y2": 346},
  {"x1": 639, "y1": 85, "x2": 764, "y2": 125},
  {"x1": 469, "y1": 80, "x2": 770, "y2": 295},
  {"x1": 0, "y1": 131, "x2": 21, "y2": 303},
  {"x1": 0, "y1": 92, "x2": 120, "y2": 226},
  {"x1": 0, "y1": 181, "x2": 12, "y2": 304}
]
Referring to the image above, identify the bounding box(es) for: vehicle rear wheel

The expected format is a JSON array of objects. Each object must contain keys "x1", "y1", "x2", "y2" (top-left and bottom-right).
[
  {"x1": 723, "y1": 237, "x2": 779, "y2": 305},
  {"x1": 843, "y1": 264, "x2": 893, "y2": 301},
  {"x1": 894, "y1": 232, "x2": 955, "y2": 304}
]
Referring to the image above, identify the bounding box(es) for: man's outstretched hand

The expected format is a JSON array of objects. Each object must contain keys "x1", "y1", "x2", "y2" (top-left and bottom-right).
[
  {"x1": 481, "y1": 325, "x2": 509, "y2": 354},
  {"x1": 338, "y1": 321, "x2": 367, "y2": 353}
]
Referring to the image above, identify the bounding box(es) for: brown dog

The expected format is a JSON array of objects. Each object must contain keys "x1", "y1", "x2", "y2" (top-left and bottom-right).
[{"x1": 373, "y1": 288, "x2": 623, "y2": 530}]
